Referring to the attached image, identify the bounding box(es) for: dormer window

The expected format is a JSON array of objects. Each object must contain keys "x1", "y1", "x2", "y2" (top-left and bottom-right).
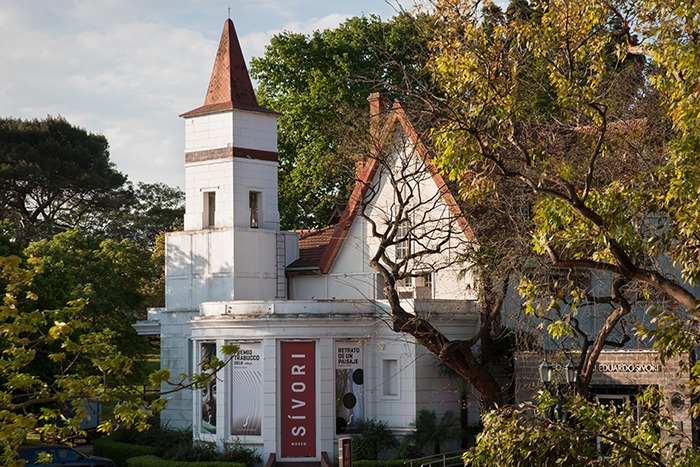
[{"x1": 249, "y1": 191, "x2": 260, "y2": 228}]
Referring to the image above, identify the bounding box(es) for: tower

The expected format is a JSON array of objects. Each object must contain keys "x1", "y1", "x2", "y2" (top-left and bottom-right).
[{"x1": 166, "y1": 19, "x2": 289, "y2": 309}]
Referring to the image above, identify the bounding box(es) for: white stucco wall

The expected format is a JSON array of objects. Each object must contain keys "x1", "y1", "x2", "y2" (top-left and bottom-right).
[
  {"x1": 180, "y1": 302, "x2": 475, "y2": 462},
  {"x1": 184, "y1": 109, "x2": 277, "y2": 153},
  {"x1": 166, "y1": 228, "x2": 288, "y2": 309},
  {"x1": 158, "y1": 309, "x2": 198, "y2": 429}
]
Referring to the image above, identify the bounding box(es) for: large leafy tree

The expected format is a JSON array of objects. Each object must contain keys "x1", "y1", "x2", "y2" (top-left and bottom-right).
[
  {"x1": 0, "y1": 116, "x2": 133, "y2": 242},
  {"x1": 106, "y1": 182, "x2": 184, "y2": 248},
  {"x1": 0, "y1": 254, "x2": 165, "y2": 466},
  {"x1": 24, "y1": 228, "x2": 155, "y2": 360},
  {"x1": 0, "y1": 249, "x2": 236, "y2": 465},
  {"x1": 423, "y1": 0, "x2": 699, "y2": 396},
  {"x1": 251, "y1": 12, "x2": 434, "y2": 229},
  {"x1": 346, "y1": 1, "x2": 644, "y2": 409}
]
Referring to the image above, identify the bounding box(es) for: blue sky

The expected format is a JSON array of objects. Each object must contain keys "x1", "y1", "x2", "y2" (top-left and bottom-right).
[{"x1": 0, "y1": 0, "x2": 409, "y2": 188}]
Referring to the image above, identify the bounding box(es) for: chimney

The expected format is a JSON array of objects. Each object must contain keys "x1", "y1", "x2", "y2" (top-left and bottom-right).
[{"x1": 368, "y1": 92, "x2": 389, "y2": 144}]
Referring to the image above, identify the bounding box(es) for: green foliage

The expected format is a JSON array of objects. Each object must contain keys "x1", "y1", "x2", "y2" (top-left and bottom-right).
[
  {"x1": 428, "y1": 0, "x2": 699, "y2": 308},
  {"x1": 407, "y1": 409, "x2": 458, "y2": 456},
  {"x1": 103, "y1": 427, "x2": 260, "y2": 466},
  {"x1": 351, "y1": 418, "x2": 398, "y2": 461},
  {"x1": 251, "y1": 13, "x2": 433, "y2": 229},
  {"x1": 392, "y1": 434, "x2": 423, "y2": 461},
  {"x1": 0, "y1": 255, "x2": 164, "y2": 466},
  {"x1": 107, "y1": 182, "x2": 184, "y2": 248},
  {"x1": 24, "y1": 228, "x2": 154, "y2": 364},
  {"x1": 94, "y1": 438, "x2": 158, "y2": 467},
  {"x1": 426, "y1": 0, "x2": 700, "y2": 407},
  {"x1": 465, "y1": 389, "x2": 700, "y2": 466},
  {"x1": 127, "y1": 455, "x2": 245, "y2": 467},
  {"x1": 353, "y1": 460, "x2": 409, "y2": 467},
  {"x1": 0, "y1": 115, "x2": 132, "y2": 242}
]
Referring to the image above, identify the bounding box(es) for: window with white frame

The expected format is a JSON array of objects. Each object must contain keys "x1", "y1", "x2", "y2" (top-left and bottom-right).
[{"x1": 395, "y1": 218, "x2": 411, "y2": 260}]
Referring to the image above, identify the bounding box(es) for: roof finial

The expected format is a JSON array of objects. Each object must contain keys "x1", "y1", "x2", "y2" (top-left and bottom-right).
[{"x1": 228, "y1": 7, "x2": 231, "y2": 19}]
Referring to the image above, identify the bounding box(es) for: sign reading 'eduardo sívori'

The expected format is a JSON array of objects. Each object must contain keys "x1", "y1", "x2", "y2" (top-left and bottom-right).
[
  {"x1": 280, "y1": 341, "x2": 316, "y2": 458},
  {"x1": 594, "y1": 363, "x2": 662, "y2": 373}
]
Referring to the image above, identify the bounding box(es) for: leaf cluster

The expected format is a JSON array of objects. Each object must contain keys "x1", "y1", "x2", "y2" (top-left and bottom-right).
[
  {"x1": 465, "y1": 389, "x2": 700, "y2": 466},
  {"x1": 0, "y1": 116, "x2": 132, "y2": 242},
  {"x1": 251, "y1": 12, "x2": 435, "y2": 229},
  {"x1": 0, "y1": 255, "x2": 161, "y2": 465}
]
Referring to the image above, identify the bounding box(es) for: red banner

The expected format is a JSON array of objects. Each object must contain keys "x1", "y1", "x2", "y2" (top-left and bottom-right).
[{"x1": 280, "y1": 341, "x2": 316, "y2": 458}]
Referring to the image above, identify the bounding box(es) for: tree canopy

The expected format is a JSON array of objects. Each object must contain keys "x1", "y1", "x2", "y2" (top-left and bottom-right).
[
  {"x1": 421, "y1": 0, "x2": 700, "y2": 395},
  {"x1": 106, "y1": 182, "x2": 184, "y2": 248},
  {"x1": 25, "y1": 228, "x2": 156, "y2": 347},
  {"x1": 0, "y1": 116, "x2": 132, "y2": 242},
  {"x1": 0, "y1": 116, "x2": 184, "y2": 247},
  {"x1": 251, "y1": 12, "x2": 434, "y2": 229},
  {"x1": 0, "y1": 253, "x2": 163, "y2": 466}
]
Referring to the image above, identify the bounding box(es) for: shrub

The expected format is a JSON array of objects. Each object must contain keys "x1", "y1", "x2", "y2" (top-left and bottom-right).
[
  {"x1": 127, "y1": 455, "x2": 245, "y2": 467},
  {"x1": 352, "y1": 419, "x2": 397, "y2": 460},
  {"x1": 220, "y1": 440, "x2": 262, "y2": 465},
  {"x1": 393, "y1": 434, "x2": 422, "y2": 460},
  {"x1": 93, "y1": 437, "x2": 157, "y2": 467},
  {"x1": 112, "y1": 426, "x2": 192, "y2": 456},
  {"x1": 102, "y1": 427, "x2": 260, "y2": 465},
  {"x1": 353, "y1": 460, "x2": 408, "y2": 467}
]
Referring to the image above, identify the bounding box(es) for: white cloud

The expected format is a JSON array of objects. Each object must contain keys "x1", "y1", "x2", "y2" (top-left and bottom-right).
[{"x1": 0, "y1": 0, "x2": 399, "y2": 189}]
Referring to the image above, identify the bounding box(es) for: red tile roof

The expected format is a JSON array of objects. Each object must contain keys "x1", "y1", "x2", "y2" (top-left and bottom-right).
[
  {"x1": 180, "y1": 19, "x2": 275, "y2": 118},
  {"x1": 287, "y1": 226, "x2": 336, "y2": 271}
]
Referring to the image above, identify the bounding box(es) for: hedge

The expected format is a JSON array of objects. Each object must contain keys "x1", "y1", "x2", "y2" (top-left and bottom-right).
[
  {"x1": 127, "y1": 455, "x2": 246, "y2": 467},
  {"x1": 93, "y1": 438, "x2": 158, "y2": 467},
  {"x1": 354, "y1": 460, "x2": 410, "y2": 467}
]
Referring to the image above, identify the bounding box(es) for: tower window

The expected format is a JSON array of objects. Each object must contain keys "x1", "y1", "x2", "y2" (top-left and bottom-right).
[
  {"x1": 249, "y1": 192, "x2": 260, "y2": 228},
  {"x1": 205, "y1": 191, "x2": 216, "y2": 227}
]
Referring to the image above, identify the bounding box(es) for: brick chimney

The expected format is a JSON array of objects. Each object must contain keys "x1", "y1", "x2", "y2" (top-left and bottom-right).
[{"x1": 368, "y1": 92, "x2": 389, "y2": 144}]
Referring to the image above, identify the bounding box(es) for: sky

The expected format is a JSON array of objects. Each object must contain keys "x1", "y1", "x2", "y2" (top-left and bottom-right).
[{"x1": 0, "y1": 0, "x2": 411, "y2": 189}]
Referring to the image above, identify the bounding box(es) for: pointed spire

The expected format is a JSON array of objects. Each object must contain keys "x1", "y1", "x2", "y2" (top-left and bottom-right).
[{"x1": 181, "y1": 19, "x2": 272, "y2": 117}]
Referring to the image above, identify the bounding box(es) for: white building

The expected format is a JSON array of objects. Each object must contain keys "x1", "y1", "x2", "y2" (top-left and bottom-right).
[{"x1": 140, "y1": 19, "x2": 482, "y2": 464}]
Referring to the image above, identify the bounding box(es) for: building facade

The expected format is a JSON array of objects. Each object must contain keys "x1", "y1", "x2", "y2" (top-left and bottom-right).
[{"x1": 139, "y1": 19, "x2": 482, "y2": 464}]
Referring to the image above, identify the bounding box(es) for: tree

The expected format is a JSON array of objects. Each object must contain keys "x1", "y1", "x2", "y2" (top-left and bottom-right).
[
  {"x1": 346, "y1": 100, "x2": 511, "y2": 410},
  {"x1": 0, "y1": 116, "x2": 133, "y2": 242},
  {"x1": 351, "y1": 419, "x2": 397, "y2": 460},
  {"x1": 423, "y1": 0, "x2": 699, "y2": 396},
  {"x1": 0, "y1": 248, "x2": 238, "y2": 465},
  {"x1": 105, "y1": 182, "x2": 184, "y2": 248},
  {"x1": 0, "y1": 254, "x2": 165, "y2": 466},
  {"x1": 24, "y1": 229, "x2": 156, "y2": 363},
  {"x1": 465, "y1": 389, "x2": 700, "y2": 466},
  {"x1": 251, "y1": 12, "x2": 434, "y2": 229}
]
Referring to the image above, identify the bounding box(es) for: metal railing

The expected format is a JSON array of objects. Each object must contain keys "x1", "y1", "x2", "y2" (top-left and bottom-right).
[{"x1": 404, "y1": 450, "x2": 466, "y2": 467}]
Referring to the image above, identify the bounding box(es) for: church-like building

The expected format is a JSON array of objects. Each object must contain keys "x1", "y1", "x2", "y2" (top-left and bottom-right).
[
  {"x1": 137, "y1": 16, "x2": 700, "y2": 463},
  {"x1": 137, "y1": 18, "x2": 481, "y2": 463}
]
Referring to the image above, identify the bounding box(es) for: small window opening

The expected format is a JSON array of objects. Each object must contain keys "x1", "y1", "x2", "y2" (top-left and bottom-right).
[
  {"x1": 383, "y1": 359, "x2": 399, "y2": 396},
  {"x1": 205, "y1": 192, "x2": 216, "y2": 227},
  {"x1": 249, "y1": 192, "x2": 260, "y2": 228}
]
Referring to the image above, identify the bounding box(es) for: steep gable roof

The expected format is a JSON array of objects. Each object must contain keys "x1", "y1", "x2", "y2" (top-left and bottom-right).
[
  {"x1": 293, "y1": 95, "x2": 478, "y2": 275},
  {"x1": 180, "y1": 19, "x2": 274, "y2": 118}
]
